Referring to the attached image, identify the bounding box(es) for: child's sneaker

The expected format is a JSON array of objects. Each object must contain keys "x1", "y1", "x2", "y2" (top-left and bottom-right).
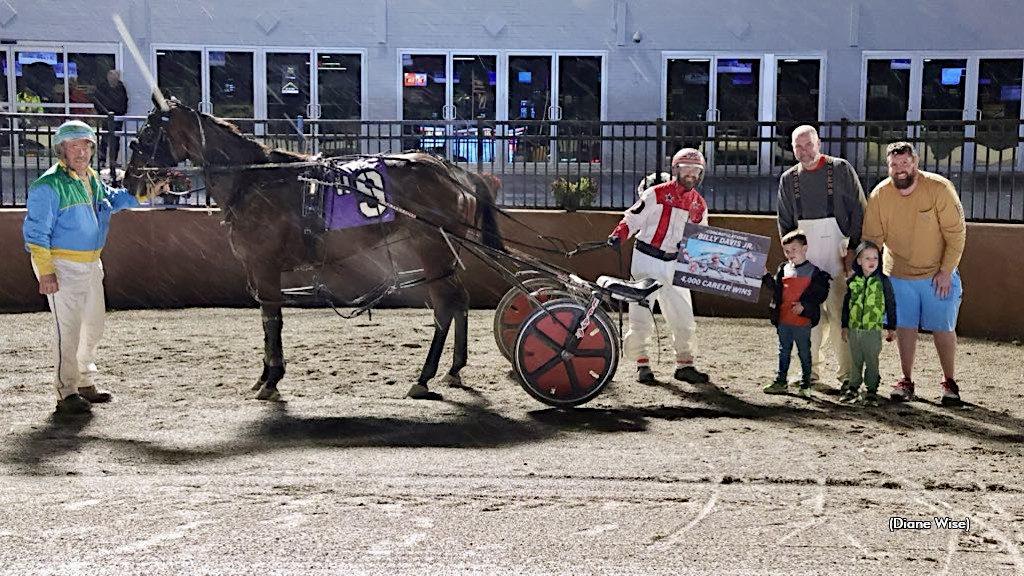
[
  {"x1": 940, "y1": 378, "x2": 962, "y2": 407},
  {"x1": 796, "y1": 384, "x2": 813, "y2": 398},
  {"x1": 839, "y1": 388, "x2": 859, "y2": 403},
  {"x1": 862, "y1": 391, "x2": 880, "y2": 407},
  {"x1": 890, "y1": 377, "x2": 915, "y2": 402},
  {"x1": 763, "y1": 380, "x2": 788, "y2": 395}
]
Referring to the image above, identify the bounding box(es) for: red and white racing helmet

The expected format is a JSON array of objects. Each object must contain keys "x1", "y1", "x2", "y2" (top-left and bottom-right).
[
  {"x1": 671, "y1": 147, "x2": 706, "y2": 184},
  {"x1": 671, "y1": 147, "x2": 706, "y2": 170}
]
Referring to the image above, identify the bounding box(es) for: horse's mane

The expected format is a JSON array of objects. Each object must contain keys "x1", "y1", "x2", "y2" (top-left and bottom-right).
[{"x1": 198, "y1": 109, "x2": 311, "y2": 164}]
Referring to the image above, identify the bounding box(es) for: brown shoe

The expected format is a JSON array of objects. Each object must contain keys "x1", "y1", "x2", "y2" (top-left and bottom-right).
[
  {"x1": 55, "y1": 393, "x2": 92, "y2": 415},
  {"x1": 78, "y1": 386, "x2": 113, "y2": 403}
]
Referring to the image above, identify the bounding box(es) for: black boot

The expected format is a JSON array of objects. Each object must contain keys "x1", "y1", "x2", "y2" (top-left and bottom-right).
[
  {"x1": 674, "y1": 365, "x2": 710, "y2": 384},
  {"x1": 636, "y1": 365, "x2": 656, "y2": 384}
]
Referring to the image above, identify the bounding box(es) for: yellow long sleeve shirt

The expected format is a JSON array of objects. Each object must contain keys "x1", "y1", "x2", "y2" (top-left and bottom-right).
[{"x1": 862, "y1": 171, "x2": 966, "y2": 280}]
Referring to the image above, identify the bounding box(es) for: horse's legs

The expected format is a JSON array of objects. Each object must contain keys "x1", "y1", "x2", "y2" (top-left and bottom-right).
[
  {"x1": 248, "y1": 267, "x2": 286, "y2": 401},
  {"x1": 407, "y1": 306, "x2": 453, "y2": 399},
  {"x1": 407, "y1": 275, "x2": 469, "y2": 399},
  {"x1": 449, "y1": 308, "x2": 468, "y2": 380}
]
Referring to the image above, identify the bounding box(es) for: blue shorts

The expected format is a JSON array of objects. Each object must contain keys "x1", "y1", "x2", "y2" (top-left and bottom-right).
[{"x1": 890, "y1": 269, "x2": 963, "y2": 332}]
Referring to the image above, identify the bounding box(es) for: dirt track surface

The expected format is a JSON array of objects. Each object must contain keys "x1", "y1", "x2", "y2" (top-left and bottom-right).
[{"x1": 2, "y1": 308, "x2": 1023, "y2": 575}]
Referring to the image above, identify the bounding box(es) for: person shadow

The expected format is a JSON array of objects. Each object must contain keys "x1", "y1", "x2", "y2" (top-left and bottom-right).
[{"x1": 7, "y1": 412, "x2": 95, "y2": 468}]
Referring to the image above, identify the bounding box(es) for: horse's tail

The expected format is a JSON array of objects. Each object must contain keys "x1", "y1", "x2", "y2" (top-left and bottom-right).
[{"x1": 473, "y1": 173, "x2": 505, "y2": 252}]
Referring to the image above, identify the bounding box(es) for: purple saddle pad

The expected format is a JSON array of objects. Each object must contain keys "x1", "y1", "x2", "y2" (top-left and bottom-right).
[{"x1": 323, "y1": 157, "x2": 396, "y2": 231}]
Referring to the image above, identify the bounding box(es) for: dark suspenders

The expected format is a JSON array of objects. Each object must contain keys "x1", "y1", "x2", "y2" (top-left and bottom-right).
[{"x1": 792, "y1": 158, "x2": 834, "y2": 220}]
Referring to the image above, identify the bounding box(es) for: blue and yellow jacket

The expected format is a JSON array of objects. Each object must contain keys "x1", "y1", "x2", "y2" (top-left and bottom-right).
[{"x1": 23, "y1": 161, "x2": 139, "y2": 275}]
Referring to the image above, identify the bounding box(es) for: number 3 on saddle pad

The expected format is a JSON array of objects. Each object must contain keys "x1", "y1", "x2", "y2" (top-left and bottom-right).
[{"x1": 321, "y1": 157, "x2": 395, "y2": 230}]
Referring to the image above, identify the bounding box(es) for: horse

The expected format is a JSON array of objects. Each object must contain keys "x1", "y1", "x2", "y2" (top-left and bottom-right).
[{"x1": 123, "y1": 101, "x2": 504, "y2": 401}]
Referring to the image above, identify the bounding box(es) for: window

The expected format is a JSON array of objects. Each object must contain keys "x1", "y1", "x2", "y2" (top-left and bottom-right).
[
  {"x1": 16, "y1": 50, "x2": 65, "y2": 107},
  {"x1": 66, "y1": 53, "x2": 116, "y2": 115}
]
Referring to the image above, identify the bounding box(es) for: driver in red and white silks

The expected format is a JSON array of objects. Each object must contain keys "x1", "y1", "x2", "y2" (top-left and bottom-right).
[
  {"x1": 608, "y1": 148, "x2": 711, "y2": 385},
  {"x1": 778, "y1": 125, "x2": 867, "y2": 387}
]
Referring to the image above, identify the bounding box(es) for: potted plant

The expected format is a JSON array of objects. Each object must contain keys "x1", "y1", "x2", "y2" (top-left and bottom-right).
[{"x1": 551, "y1": 176, "x2": 597, "y2": 211}]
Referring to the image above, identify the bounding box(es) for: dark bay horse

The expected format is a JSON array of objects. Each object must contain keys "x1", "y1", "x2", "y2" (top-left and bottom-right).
[{"x1": 123, "y1": 102, "x2": 504, "y2": 401}]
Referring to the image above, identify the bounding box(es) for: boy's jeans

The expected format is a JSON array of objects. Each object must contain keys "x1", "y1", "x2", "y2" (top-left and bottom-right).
[
  {"x1": 777, "y1": 323, "x2": 812, "y2": 385},
  {"x1": 848, "y1": 328, "x2": 883, "y2": 393}
]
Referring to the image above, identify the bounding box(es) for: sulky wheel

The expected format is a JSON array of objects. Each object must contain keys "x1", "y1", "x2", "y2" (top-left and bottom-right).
[
  {"x1": 513, "y1": 299, "x2": 619, "y2": 408},
  {"x1": 493, "y1": 278, "x2": 571, "y2": 361}
]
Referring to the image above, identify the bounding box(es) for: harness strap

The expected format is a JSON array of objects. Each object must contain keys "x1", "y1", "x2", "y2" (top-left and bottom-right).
[{"x1": 635, "y1": 240, "x2": 678, "y2": 262}]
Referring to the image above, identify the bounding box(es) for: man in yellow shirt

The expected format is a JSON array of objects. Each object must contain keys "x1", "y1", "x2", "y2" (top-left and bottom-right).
[{"x1": 862, "y1": 142, "x2": 966, "y2": 406}]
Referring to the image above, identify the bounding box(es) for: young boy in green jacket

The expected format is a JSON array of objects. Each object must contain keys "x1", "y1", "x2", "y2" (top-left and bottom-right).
[{"x1": 841, "y1": 241, "x2": 897, "y2": 406}]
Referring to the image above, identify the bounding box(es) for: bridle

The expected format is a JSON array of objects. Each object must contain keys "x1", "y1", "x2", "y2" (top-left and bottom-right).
[{"x1": 129, "y1": 103, "x2": 209, "y2": 194}]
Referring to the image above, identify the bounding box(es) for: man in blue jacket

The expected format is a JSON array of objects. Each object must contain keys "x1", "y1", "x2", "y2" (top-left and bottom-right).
[{"x1": 23, "y1": 120, "x2": 141, "y2": 415}]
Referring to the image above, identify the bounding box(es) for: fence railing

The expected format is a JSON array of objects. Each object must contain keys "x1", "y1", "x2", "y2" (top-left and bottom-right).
[{"x1": 1, "y1": 113, "x2": 1021, "y2": 222}]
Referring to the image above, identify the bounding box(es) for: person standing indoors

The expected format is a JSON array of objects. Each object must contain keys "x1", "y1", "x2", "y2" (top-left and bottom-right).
[
  {"x1": 862, "y1": 142, "x2": 967, "y2": 406},
  {"x1": 608, "y1": 148, "x2": 711, "y2": 385},
  {"x1": 23, "y1": 121, "x2": 141, "y2": 415},
  {"x1": 777, "y1": 125, "x2": 866, "y2": 388}
]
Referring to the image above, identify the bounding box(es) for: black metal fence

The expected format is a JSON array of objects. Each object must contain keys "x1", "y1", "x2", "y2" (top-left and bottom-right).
[{"x1": 1, "y1": 112, "x2": 1021, "y2": 222}]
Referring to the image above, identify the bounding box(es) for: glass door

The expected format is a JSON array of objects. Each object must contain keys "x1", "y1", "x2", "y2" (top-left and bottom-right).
[
  {"x1": 508, "y1": 54, "x2": 554, "y2": 165},
  {"x1": 400, "y1": 52, "x2": 500, "y2": 163},
  {"x1": 665, "y1": 54, "x2": 763, "y2": 171},
  {"x1": 774, "y1": 58, "x2": 822, "y2": 167},
  {"x1": 973, "y1": 58, "x2": 1022, "y2": 169},
  {"x1": 264, "y1": 51, "x2": 312, "y2": 153},
  {"x1": 918, "y1": 58, "x2": 968, "y2": 165},
  {"x1": 555, "y1": 55, "x2": 602, "y2": 165},
  {"x1": 714, "y1": 57, "x2": 761, "y2": 169},
  {"x1": 400, "y1": 53, "x2": 449, "y2": 157},
  {"x1": 314, "y1": 52, "x2": 362, "y2": 156},
  {"x1": 207, "y1": 49, "x2": 255, "y2": 130},
  {"x1": 156, "y1": 48, "x2": 202, "y2": 108},
  {"x1": 451, "y1": 54, "x2": 497, "y2": 164},
  {"x1": 666, "y1": 57, "x2": 712, "y2": 158},
  {"x1": 863, "y1": 57, "x2": 913, "y2": 165}
]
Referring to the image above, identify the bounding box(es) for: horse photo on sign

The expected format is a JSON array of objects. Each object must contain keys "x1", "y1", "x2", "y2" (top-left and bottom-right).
[{"x1": 675, "y1": 223, "x2": 771, "y2": 302}]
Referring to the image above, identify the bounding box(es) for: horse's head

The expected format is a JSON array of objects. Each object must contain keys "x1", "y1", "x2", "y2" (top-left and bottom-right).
[{"x1": 124, "y1": 100, "x2": 201, "y2": 199}]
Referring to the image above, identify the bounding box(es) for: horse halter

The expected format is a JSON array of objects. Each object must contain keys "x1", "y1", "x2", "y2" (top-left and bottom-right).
[
  {"x1": 129, "y1": 105, "x2": 210, "y2": 192},
  {"x1": 130, "y1": 110, "x2": 178, "y2": 169}
]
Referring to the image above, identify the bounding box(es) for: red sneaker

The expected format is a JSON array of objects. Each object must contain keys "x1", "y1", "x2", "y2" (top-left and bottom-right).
[
  {"x1": 890, "y1": 377, "x2": 915, "y2": 402},
  {"x1": 940, "y1": 378, "x2": 962, "y2": 407}
]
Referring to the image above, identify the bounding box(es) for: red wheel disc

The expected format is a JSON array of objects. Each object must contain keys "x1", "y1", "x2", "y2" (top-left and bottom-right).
[{"x1": 513, "y1": 301, "x2": 619, "y2": 407}]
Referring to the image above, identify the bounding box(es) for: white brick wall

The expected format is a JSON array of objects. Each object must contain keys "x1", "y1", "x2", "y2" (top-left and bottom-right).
[{"x1": 0, "y1": 0, "x2": 1018, "y2": 120}]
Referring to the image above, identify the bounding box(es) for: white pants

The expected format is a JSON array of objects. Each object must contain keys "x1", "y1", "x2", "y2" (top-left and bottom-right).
[
  {"x1": 33, "y1": 259, "x2": 106, "y2": 400},
  {"x1": 623, "y1": 251, "x2": 697, "y2": 365},
  {"x1": 810, "y1": 276, "x2": 851, "y2": 383}
]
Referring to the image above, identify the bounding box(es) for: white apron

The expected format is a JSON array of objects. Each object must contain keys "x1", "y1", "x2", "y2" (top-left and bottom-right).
[{"x1": 792, "y1": 160, "x2": 851, "y2": 383}]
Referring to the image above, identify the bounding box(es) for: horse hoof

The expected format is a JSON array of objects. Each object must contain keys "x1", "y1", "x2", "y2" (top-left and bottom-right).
[
  {"x1": 255, "y1": 385, "x2": 281, "y2": 402},
  {"x1": 441, "y1": 374, "x2": 463, "y2": 388},
  {"x1": 251, "y1": 381, "x2": 264, "y2": 392},
  {"x1": 406, "y1": 384, "x2": 442, "y2": 401}
]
